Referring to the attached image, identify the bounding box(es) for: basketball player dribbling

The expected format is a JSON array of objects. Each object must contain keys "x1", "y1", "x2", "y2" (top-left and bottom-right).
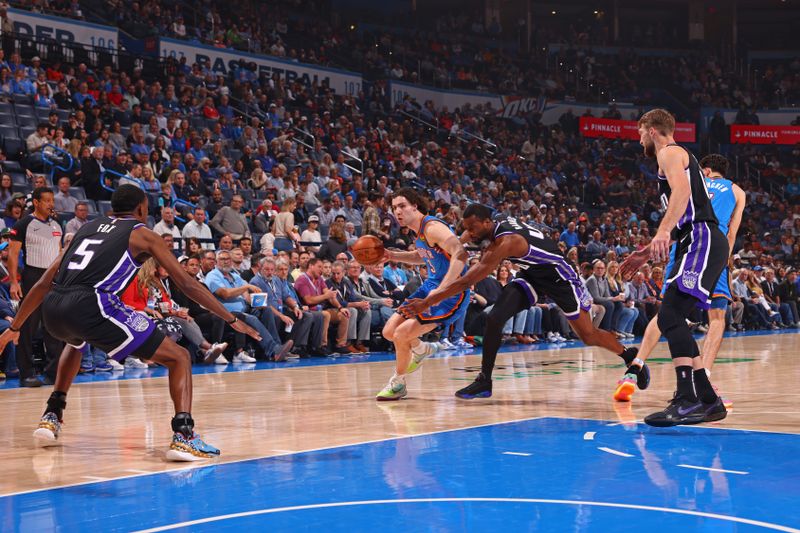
[
  {"x1": 613, "y1": 154, "x2": 745, "y2": 407},
  {"x1": 401, "y1": 204, "x2": 645, "y2": 399},
  {"x1": 621, "y1": 109, "x2": 729, "y2": 427},
  {"x1": 376, "y1": 188, "x2": 470, "y2": 401},
  {"x1": 0, "y1": 185, "x2": 261, "y2": 460}
]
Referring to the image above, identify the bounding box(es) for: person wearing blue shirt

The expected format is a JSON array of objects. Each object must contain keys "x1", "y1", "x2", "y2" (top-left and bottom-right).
[
  {"x1": 559, "y1": 222, "x2": 581, "y2": 248},
  {"x1": 204, "y1": 250, "x2": 293, "y2": 361},
  {"x1": 250, "y1": 257, "x2": 323, "y2": 358},
  {"x1": 383, "y1": 262, "x2": 408, "y2": 287}
]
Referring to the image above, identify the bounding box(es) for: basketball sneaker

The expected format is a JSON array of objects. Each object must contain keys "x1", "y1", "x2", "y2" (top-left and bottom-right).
[
  {"x1": 455, "y1": 372, "x2": 493, "y2": 399},
  {"x1": 439, "y1": 338, "x2": 457, "y2": 351},
  {"x1": 94, "y1": 361, "x2": 113, "y2": 372},
  {"x1": 106, "y1": 358, "x2": 124, "y2": 371},
  {"x1": 613, "y1": 374, "x2": 637, "y2": 402},
  {"x1": 644, "y1": 393, "x2": 707, "y2": 427},
  {"x1": 702, "y1": 396, "x2": 728, "y2": 423},
  {"x1": 202, "y1": 342, "x2": 229, "y2": 364},
  {"x1": 33, "y1": 412, "x2": 62, "y2": 447},
  {"x1": 712, "y1": 385, "x2": 733, "y2": 409},
  {"x1": 453, "y1": 338, "x2": 474, "y2": 349},
  {"x1": 375, "y1": 377, "x2": 407, "y2": 401},
  {"x1": 165, "y1": 432, "x2": 221, "y2": 462},
  {"x1": 405, "y1": 342, "x2": 440, "y2": 374}
]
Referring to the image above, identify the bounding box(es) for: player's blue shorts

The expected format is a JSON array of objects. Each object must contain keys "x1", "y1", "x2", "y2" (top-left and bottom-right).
[
  {"x1": 405, "y1": 278, "x2": 470, "y2": 325},
  {"x1": 663, "y1": 243, "x2": 732, "y2": 304}
]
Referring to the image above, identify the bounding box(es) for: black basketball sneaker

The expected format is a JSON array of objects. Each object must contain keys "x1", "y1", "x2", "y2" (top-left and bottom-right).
[{"x1": 455, "y1": 372, "x2": 492, "y2": 399}]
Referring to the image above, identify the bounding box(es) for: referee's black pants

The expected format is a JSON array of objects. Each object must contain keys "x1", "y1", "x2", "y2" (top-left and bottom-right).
[{"x1": 17, "y1": 266, "x2": 65, "y2": 381}]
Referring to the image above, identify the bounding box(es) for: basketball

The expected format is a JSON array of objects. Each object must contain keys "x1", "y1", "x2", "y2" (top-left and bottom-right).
[{"x1": 351, "y1": 235, "x2": 385, "y2": 265}]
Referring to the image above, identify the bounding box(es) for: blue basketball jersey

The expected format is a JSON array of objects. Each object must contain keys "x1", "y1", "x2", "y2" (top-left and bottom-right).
[
  {"x1": 414, "y1": 216, "x2": 465, "y2": 282},
  {"x1": 704, "y1": 176, "x2": 736, "y2": 235}
]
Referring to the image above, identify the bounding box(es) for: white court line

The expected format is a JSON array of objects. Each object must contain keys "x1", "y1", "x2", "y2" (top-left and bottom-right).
[
  {"x1": 133, "y1": 498, "x2": 800, "y2": 533},
  {"x1": 558, "y1": 415, "x2": 800, "y2": 437},
  {"x1": 81, "y1": 476, "x2": 108, "y2": 482},
  {"x1": 598, "y1": 447, "x2": 634, "y2": 458},
  {"x1": 502, "y1": 452, "x2": 531, "y2": 457},
  {"x1": 583, "y1": 432, "x2": 596, "y2": 441},
  {"x1": 678, "y1": 464, "x2": 749, "y2": 475},
  {"x1": 0, "y1": 416, "x2": 545, "y2": 499}
]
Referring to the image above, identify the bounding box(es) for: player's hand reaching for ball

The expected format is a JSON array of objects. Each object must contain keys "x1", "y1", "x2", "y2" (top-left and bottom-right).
[
  {"x1": 400, "y1": 298, "x2": 429, "y2": 318},
  {"x1": 230, "y1": 316, "x2": 261, "y2": 341},
  {"x1": 620, "y1": 248, "x2": 650, "y2": 279}
]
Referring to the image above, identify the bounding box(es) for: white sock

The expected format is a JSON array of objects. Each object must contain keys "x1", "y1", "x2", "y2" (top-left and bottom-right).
[
  {"x1": 391, "y1": 372, "x2": 406, "y2": 385},
  {"x1": 411, "y1": 341, "x2": 429, "y2": 356}
]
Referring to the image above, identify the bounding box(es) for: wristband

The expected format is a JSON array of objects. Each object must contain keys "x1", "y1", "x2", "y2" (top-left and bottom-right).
[{"x1": 226, "y1": 316, "x2": 238, "y2": 325}]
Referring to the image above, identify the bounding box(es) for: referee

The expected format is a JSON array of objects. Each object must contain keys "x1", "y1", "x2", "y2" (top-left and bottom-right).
[{"x1": 7, "y1": 187, "x2": 64, "y2": 387}]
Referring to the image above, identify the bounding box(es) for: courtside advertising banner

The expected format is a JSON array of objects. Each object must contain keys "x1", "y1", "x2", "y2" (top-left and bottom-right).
[
  {"x1": 390, "y1": 80, "x2": 502, "y2": 110},
  {"x1": 9, "y1": 7, "x2": 118, "y2": 51},
  {"x1": 729, "y1": 125, "x2": 800, "y2": 145},
  {"x1": 160, "y1": 38, "x2": 362, "y2": 96},
  {"x1": 579, "y1": 117, "x2": 696, "y2": 143}
]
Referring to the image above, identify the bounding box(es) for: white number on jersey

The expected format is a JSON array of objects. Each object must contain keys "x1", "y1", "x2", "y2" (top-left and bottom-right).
[{"x1": 67, "y1": 239, "x2": 103, "y2": 270}]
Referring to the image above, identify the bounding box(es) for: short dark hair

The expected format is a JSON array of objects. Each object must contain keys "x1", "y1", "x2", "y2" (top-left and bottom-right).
[
  {"x1": 462, "y1": 203, "x2": 493, "y2": 221},
  {"x1": 32, "y1": 187, "x2": 53, "y2": 201},
  {"x1": 392, "y1": 187, "x2": 428, "y2": 213},
  {"x1": 111, "y1": 184, "x2": 146, "y2": 213},
  {"x1": 307, "y1": 257, "x2": 322, "y2": 267},
  {"x1": 699, "y1": 154, "x2": 730, "y2": 176}
]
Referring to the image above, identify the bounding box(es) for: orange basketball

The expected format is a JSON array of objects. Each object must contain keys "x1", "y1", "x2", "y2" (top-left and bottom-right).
[{"x1": 351, "y1": 235, "x2": 385, "y2": 265}]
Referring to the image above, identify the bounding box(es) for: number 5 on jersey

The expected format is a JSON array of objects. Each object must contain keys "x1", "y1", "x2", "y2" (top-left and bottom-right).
[{"x1": 67, "y1": 239, "x2": 103, "y2": 270}]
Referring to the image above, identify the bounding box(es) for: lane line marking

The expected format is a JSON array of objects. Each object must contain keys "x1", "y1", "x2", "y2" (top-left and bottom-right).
[
  {"x1": 502, "y1": 452, "x2": 531, "y2": 457},
  {"x1": 678, "y1": 464, "x2": 749, "y2": 475},
  {"x1": 133, "y1": 498, "x2": 800, "y2": 533},
  {"x1": 598, "y1": 447, "x2": 634, "y2": 458},
  {"x1": 583, "y1": 432, "x2": 596, "y2": 440}
]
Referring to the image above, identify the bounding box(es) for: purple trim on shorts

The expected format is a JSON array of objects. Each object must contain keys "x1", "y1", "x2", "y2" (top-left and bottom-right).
[
  {"x1": 674, "y1": 223, "x2": 712, "y2": 309},
  {"x1": 519, "y1": 246, "x2": 592, "y2": 315},
  {"x1": 98, "y1": 292, "x2": 158, "y2": 361},
  {"x1": 512, "y1": 278, "x2": 538, "y2": 306}
]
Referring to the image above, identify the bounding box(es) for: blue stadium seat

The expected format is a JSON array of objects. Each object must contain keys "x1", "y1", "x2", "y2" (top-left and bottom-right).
[
  {"x1": 69, "y1": 186, "x2": 87, "y2": 200},
  {"x1": 3, "y1": 160, "x2": 22, "y2": 173},
  {"x1": 0, "y1": 102, "x2": 12, "y2": 114},
  {"x1": 3, "y1": 138, "x2": 25, "y2": 160},
  {"x1": 13, "y1": 103, "x2": 36, "y2": 117},
  {"x1": 11, "y1": 173, "x2": 28, "y2": 187},
  {"x1": 97, "y1": 201, "x2": 113, "y2": 215},
  {"x1": 15, "y1": 115, "x2": 38, "y2": 129}
]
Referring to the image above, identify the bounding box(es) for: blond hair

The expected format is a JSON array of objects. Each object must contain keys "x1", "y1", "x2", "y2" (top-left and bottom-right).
[{"x1": 638, "y1": 108, "x2": 676, "y2": 136}]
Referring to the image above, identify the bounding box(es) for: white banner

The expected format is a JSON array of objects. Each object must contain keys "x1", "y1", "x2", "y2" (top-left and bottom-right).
[
  {"x1": 9, "y1": 8, "x2": 118, "y2": 51},
  {"x1": 390, "y1": 81, "x2": 502, "y2": 111},
  {"x1": 160, "y1": 38, "x2": 362, "y2": 96}
]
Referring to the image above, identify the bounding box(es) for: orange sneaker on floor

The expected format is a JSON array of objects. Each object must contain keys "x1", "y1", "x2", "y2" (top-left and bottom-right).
[{"x1": 613, "y1": 374, "x2": 637, "y2": 402}]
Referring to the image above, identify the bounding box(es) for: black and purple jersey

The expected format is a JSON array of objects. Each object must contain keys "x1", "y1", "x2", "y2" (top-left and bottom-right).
[{"x1": 53, "y1": 216, "x2": 147, "y2": 294}]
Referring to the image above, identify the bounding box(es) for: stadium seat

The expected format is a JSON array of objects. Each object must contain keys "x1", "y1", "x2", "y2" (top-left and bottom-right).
[
  {"x1": 3, "y1": 138, "x2": 25, "y2": 161},
  {"x1": 69, "y1": 187, "x2": 87, "y2": 200},
  {"x1": 97, "y1": 201, "x2": 113, "y2": 216}
]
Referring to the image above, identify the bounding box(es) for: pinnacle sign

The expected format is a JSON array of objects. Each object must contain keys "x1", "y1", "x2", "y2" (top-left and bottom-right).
[
  {"x1": 579, "y1": 117, "x2": 696, "y2": 143},
  {"x1": 730, "y1": 125, "x2": 800, "y2": 145}
]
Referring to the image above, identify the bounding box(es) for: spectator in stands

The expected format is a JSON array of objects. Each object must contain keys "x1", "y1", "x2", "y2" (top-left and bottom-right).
[
  {"x1": 273, "y1": 197, "x2": 300, "y2": 252},
  {"x1": 327, "y1": 260, "x2": 370, "y2": 353},
  {"x1": 205, "y1": 249, "x2": 292, "y2": 362},
  {"x1": 317, "y1": 220, "x2": 348, "y2": 261},
  {"x1": 25, "y1": 123, "x2": 50, "y2": 171},
  {"x1": 346, "y1": 260, "x2": 391, "y2": 331},
  {"x1": 65, "y1": 201, "x2": 90, "y2": 235},
  {"x1": 274, "y1": 258, "x2": 328, "y2": 356},
  {"x1": 606, "y1": 261, "x2": 638, "y2": 338},
  {"x1": 210, "y1": 194, "x2": 250, "y2": 240},
  {"x1": 762, "y1": 268, "x2": 794, "y2": 327},
  {"x1": 153, "y1": 206, "x2": 181, "y2": 249},
  {"x1": 2, "y1": 199, "x2": 22, "y2": 230},
  {"x1": 181, "y1": 206, "x2": 213, "y2": 249},
  {"x1": 585, "y1": 260, "x2": 620, "y2": 332},
  {"x1": 294, "y1": 257, "x2": 352, "y2": 354},
  {"x1": 0, "y1": 174, "x2": 14, "y2": 206},
  {"x1": 54, "y1": 177, "x2": 79, "y2": 213},
  {"x1": 301, "y1": 215, "x2": 322, "y2": 252},
  {"x1": 777, "y1": 270, "x2": 800, "y2": 327}
]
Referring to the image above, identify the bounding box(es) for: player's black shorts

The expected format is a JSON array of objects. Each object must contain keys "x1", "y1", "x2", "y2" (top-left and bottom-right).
[
  {"x1": 665, "y1": 222, "x2": 728, "y2": 310},
  {"x1": 42, "y1": 287, "x2": 165, "y2": 361},
  {"x1": 512, "y1": 266, "x2": 593, "y2": 320}
]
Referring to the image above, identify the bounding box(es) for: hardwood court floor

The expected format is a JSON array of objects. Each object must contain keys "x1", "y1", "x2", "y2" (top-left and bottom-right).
[{"x1": 1, "y1": 331, "x2": 798, "y2": 497}]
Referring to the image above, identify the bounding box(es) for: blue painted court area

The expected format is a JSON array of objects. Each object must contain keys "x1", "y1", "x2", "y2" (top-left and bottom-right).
[
  {"x1": 2, "y1": 328, "x2": 794, "y2": 390},
  {"x1": 3, "y1": 417, "x2": 799, "y2": 532}
]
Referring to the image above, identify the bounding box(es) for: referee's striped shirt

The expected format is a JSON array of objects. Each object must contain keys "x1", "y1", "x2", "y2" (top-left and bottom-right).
[{"x1": 10, "y1": 215, "x2": 63, "y2": 269}]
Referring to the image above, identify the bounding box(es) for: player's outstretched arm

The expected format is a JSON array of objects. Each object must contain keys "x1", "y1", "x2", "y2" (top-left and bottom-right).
[
  {"x1": 0, "y1": 249, "x2": 66, "y2": 351},
  {"x1": 384, "y1": 248, "x2": 424, "y2": 265},
  {"x1": 132, "y1": 228, "x2": 261, "y2": 341}
]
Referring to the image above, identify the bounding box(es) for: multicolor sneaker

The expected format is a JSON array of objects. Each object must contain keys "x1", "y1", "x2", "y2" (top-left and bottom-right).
[
  {"x1": 455, "y1": 373, "x2": 493, "y2": 399},
  {"x1": 165, "y1": 432, "x2": 221, "y2": 462},
  {"x1": 613, "y1": 374, "x2": 637, "y2": 402},
  {"x1": 33, "y1": 412, "x2": 62, "y2": 447},
  {"x1": 405, "y1": 342, "x2": 440, "y2": 374},
  {"x1": 375, "y1": 378, "x2": 407, "y2": 401}
]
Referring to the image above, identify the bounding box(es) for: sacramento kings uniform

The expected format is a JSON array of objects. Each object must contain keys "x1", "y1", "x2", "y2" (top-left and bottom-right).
[
  {"x1": 42, "y1": 216, "x2": 165, "y2": 360},
  {"x1": 663, "y1": 174, "x2": 736, "y2": 304},
  {"x1": 407, "y1": 215, "x2": 470, "y2": 324},
  {"x1": 657, "y1": 144, "x2": 728, "y2": 308},
  {"x1": 493, "y1": 215, "x2": 592, "y2": 318}
]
